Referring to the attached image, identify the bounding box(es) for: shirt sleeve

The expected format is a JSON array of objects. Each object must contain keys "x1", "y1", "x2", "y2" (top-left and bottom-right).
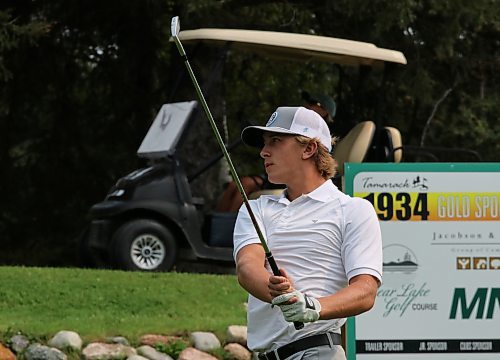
[
  {"x1": 341, "y1": 197, "x2": 383, "y2": 283},
  {"x1": 233, "y1": 199, "x2": 266, "y2": 261}
]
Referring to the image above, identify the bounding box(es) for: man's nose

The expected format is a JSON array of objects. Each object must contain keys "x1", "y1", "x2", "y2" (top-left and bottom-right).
[{"x1": 260, "y1": 145, "x2": 269, "y2": 159}]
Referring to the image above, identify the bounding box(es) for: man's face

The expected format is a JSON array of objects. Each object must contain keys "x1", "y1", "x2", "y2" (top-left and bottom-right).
[{"x1": 260, "y1": 133, "x2": 305, "y2": 184}]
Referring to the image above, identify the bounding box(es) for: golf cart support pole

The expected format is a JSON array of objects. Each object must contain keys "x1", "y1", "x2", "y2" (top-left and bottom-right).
[{"x1": 170, "y1": 16, "x2": 304, "y2": 330}]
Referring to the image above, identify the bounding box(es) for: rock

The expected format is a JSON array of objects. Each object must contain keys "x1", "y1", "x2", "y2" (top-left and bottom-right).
[
  {"x1": 107, "y1": 337, "x2": 130, "y2": 346},
  {"x1": 82, "y1": 342, "x2": 136, "y2": 360},
  {"x1": 25, "y1": 344, "x2": 67, "y2": 360},
  {"x1": 127, "y1": 356, "x2": 149, "y2": 360},
  {"x1": 9, "y1": 335, "x2": 30, "y2": 354},
  {"x1": 224, "y1": 343, "x2": 251, "y2": 360},
  {"x1": 48, "y1": 330, "x2": 83, "y2": 351},
  {"x1": 177, "y1": 347, "x2": 218, "y2": 360},
  {"x1": 137, "y1": 345, "x2": 173, "y2": 360},
  {"x1": 226, "y1": 325, "x2": 247, "y2": 346},
  {"x1": 0, "y1": 343, "x2": 16, "y2": 360},
  {"x1": 189, "y1": 332, "x2": 221, "y2": 352},
  {"x1": 139, "y1": 335, "x2": 181, "y2": 347}
]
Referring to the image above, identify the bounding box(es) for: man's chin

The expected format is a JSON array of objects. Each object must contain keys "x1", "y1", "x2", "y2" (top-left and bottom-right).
[{"x1": 267, "y1": 175, "x2": 282, "y2": 185}]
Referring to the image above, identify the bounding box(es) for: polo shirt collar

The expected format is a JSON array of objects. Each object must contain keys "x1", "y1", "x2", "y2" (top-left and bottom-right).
[
  {"x1": 275, "y1": 179, "x2": 338, "y2": 204},
  {"x1": 305, "y1": 179, "x2": 337, "y2": 202}
]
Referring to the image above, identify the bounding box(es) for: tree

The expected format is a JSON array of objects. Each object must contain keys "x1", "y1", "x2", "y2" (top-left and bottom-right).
[
  {"x1": 0, "y1": 0, "x2": 498, "y2": 266},
  {"x1": 0, "y1": 0, "x2": 176, "y2": 265}
]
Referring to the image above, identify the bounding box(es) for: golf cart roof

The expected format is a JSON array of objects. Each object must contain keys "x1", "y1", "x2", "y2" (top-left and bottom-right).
[{"x1": 178, "y1": 28, "x2": 407, "y2": 67}]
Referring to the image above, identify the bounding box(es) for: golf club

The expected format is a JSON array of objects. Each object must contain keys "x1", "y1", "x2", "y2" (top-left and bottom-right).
[{"x1": 170, "y1": 16, "x2": 304, "y2": 330}]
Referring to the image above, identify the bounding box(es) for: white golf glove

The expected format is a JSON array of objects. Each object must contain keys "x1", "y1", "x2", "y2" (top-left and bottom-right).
[{"x1": 271, "y1": 290, "x2": 321, "y2": 323}]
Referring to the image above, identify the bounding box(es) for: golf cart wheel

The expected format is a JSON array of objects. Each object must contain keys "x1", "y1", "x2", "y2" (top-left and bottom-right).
[{"x1": 111, "y1": 219, "x2": 177, "y2": 271}]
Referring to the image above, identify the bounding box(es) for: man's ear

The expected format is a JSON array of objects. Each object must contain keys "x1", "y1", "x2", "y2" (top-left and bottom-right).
[{"x1": 302, "y1": 140, "x2": 318, "y2": 160}]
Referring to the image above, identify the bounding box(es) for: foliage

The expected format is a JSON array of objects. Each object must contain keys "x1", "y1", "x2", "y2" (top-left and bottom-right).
[
  {"x1": 0, "y1": 0, "x2": 498, "y2": 266},
  {"x1": 154, "y1": 339, "x2": 189, "y2": 359},
  {"x1": 208, "y1": 346, "x2": 233, "y2": 360},
  {"x1": 0, "y1": 9, "x2": 50, "y2": 81}
]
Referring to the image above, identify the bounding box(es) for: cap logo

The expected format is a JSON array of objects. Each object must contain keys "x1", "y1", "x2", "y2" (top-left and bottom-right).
[{"x1": 266, "y1": 111, "x2": 278, "y2": 127}]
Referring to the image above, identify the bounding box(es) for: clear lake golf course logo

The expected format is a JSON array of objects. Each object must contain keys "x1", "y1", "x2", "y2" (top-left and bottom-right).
[{"x1": 383, "y1": 244, "x2": 418, "y2": 274}]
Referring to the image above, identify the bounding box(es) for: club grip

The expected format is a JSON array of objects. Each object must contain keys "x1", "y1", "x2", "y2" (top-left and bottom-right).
[{"x1": 266, "y1": 254, "x2": 304, "y2": 330}]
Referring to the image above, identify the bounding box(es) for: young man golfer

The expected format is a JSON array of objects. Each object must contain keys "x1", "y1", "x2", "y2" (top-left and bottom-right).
[{"x1": 234, "y1": 106, "x2": 382, "y2": 360}]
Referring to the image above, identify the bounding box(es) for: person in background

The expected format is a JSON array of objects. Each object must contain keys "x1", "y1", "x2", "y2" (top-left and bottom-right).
[
  {"x1": 216, "y1": 92, "x2": 337, "y2": 213},
  {"x1": 301, "y1": 90, "x2": 336, "y2": 129}
]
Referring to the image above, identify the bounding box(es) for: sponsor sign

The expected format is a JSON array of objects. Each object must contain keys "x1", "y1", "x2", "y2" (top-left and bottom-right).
[{"x1": 344, "y1": 163, "x2": 500, "y2": 359}]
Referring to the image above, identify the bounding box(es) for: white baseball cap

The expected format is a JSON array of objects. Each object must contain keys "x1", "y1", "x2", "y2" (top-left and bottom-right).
[{"x1": 241, "y1": 106, "x2": 332, "y2": 151}]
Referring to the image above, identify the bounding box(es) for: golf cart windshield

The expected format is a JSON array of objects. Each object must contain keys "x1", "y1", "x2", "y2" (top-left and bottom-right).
[{"x1": 177, "y1": 28, "x2": 407, "y2": 67}]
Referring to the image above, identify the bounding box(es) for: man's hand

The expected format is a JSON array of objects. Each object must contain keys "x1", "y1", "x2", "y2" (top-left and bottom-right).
[
  {"x1": 268, "y1": 268, "x2": 294, "y2": 297},
  {"x1": 271, "y1": 290, "x2": 321, "y2": 323}
]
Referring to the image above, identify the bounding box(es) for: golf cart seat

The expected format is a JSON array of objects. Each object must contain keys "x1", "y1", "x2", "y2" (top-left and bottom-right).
[
  {"x1": 383, "y1": 126, "x2": 403, "y2": 162},
  {"x1": 249, "y1": 189, "x2": 284, "y2": 200},
  {"x1": 332, "y1": 120, "x2": 376, "y2": 176}
]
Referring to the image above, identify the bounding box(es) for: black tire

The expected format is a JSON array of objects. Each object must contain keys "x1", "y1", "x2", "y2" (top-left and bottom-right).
[{"x1": 111, "y1": 219, "x2": 177, "y2": 271}]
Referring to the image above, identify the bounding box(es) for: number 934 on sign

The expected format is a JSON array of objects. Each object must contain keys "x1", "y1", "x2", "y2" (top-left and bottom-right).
[{"x1": 357, "y1": 192, "x2": 429, "y2": 221}]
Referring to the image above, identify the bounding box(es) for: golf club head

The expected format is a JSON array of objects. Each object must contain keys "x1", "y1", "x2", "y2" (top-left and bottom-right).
[
  {"x1": 171, "y1": 16, "x2": 180, "y2": 37},
  {"x1": 170, "y1": 16, "x2": 186, "y2": 56}
]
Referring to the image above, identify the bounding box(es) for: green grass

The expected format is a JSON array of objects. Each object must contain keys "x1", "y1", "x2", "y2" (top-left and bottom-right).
[{"x1": 0, "y1": 266, "x2": 248, "y2": 342}]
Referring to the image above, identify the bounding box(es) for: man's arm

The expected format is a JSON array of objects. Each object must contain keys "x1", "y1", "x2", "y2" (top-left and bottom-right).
[
  {"x1": 235, "y1": 243, "x2": 275, "y2": 303},
  {"x1": 269, "y1": 273, "x2": 378, "y2": 320},
  {"x1": 317, "y1": 274, "x2": 378, "y2": 319}
]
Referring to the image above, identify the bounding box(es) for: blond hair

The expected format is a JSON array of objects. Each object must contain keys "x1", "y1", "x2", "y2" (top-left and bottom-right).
[{"x1": 295, "y1": 136, "x2": 337, "y2": 179}]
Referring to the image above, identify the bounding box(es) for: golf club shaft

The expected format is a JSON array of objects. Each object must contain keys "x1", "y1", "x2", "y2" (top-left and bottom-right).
[
  {"x1": 172, "y1": 33, "x2": 270, "y2": 254},
  {"x1": 171, "y1": 16, "x2": 303, "y2": 330}
]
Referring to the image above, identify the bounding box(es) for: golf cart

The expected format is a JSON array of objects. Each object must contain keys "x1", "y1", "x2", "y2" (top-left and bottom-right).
[{"x1": 79, "y1": 28, "x2": 408, "y2": 272}]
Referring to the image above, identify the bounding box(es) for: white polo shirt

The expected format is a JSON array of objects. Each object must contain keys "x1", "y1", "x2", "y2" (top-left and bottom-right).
[{"x1": 233, "y1": 180, "x2": 382, "y2": 352}]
